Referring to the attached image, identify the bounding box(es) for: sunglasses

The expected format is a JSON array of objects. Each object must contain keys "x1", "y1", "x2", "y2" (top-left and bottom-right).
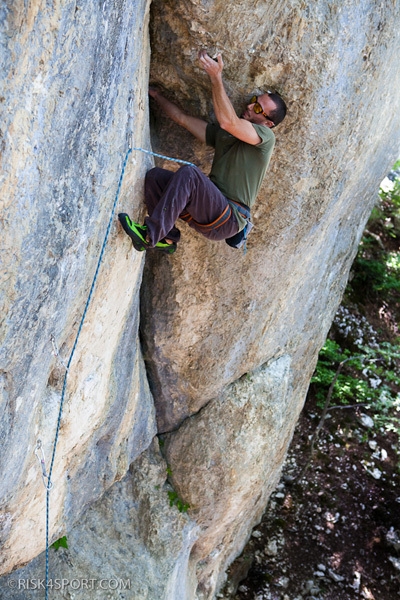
[{"x1": 250, "y1": 94, "x2": 275, "y2": 124}]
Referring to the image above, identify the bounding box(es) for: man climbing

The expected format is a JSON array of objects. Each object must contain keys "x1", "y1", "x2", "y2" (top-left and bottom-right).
[{"x1": 118, "y1": 50, "x2": 287, "y2": 253}]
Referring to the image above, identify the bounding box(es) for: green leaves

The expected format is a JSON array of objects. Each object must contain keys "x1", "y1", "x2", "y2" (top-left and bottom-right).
[
  {"x1": 165, "y1": 465, "x2": 190, "y2": 513},
  {"x1": 311, "y1": 337, "x2": 400, "y2": 438},
  {"x1": 349, "y1": 164, "x2": 400, "y2": 302},
  {"x1": 167, "y1": 491, "x2": 190, "y2": 513},
  {"x1": 51, "y1": 536, "x2": 68, "y2": 551}
]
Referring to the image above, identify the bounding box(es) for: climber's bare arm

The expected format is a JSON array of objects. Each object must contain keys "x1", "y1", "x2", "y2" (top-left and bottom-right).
[
  {"x1": 149, "y1": 88, "x2": 207, "y2": 143},
  {"x1": 198, "y1": 51, "x2": 262, "y2": 146}
]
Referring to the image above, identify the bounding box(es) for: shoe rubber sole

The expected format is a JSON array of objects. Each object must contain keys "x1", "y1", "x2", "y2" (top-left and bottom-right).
[
  {"x1": 118, "y1": 213, "x2": 148, "y2": 252},
  {"x1": 154, "y1": 240, "x2": 177, "y2": 254}
]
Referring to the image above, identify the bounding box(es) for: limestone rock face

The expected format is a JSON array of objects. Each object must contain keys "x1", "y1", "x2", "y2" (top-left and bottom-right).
[
  {"x1": 164, "y1": 356, "x2": 293, "y2": 596},
  {"x1": 1, "y1": 0, "x2": 400, "y2": 599},
  {"x1": 145, "y1": 0, "x2": 400, "y2": 432},
  {"x1": 0, "y1": 443, "x2": 199, "y2": 600},
  {"x1": 0, "y1": 0, "x2": 154, "y2": 574}
]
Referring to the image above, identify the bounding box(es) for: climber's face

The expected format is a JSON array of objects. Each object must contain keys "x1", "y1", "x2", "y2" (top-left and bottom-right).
[{"x1": 241, "y1": 93, "x2": 276, "y2": 128}]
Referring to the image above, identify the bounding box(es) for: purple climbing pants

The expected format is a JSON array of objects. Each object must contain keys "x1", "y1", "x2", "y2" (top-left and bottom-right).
[{"x1": 144, "y1": 166, "x2": 239, "y2": 246}]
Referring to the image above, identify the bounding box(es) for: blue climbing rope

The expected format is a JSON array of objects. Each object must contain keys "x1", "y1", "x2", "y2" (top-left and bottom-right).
[
  {"x1": 44, "y1": 148, "x2": 131, "y2": 600},
  {"x1": 131, "y1": 146, "x2": 196, "y2": 167},
  {"x1": 43, "y1": 145, "x2": 195, "y2": 599}
]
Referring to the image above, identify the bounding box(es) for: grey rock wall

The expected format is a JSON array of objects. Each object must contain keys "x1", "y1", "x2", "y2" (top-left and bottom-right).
[
  {"x1": 145, "y1": 0, "x2": 400, "y2": 431},
  {"x1": 164, "y1": 356, "x2": 294, "y2": 597},
  {"x1": 0, "y1": 442, "x2": 198, "y2": 600},
  {"x1": 0, "y1": 0, "x2": 154, "y2": 574}
]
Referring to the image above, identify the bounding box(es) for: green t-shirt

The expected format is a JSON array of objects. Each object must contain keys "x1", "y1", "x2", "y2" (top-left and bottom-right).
[{"x1": 206, "y1": 123, "x2": 275, "y2": 230}]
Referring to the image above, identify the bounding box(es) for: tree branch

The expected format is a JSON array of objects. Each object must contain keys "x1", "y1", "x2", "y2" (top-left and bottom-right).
[{"x1": 291, "y1": 355, "x2": 366, "y2": 484}]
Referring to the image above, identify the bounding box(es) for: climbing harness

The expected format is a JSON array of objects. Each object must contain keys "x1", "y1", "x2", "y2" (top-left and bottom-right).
[
  {"x1": 180, "y1": 203, "x2": 232, "y2": 231},
  {"x1": 181, "y1": 198, "x2": 253, "y2": 251}
]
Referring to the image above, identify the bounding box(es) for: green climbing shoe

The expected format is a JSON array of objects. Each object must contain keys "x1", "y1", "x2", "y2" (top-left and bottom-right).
[
  {"x1": 118, "y1": 213, "x2": 177, "y2": 254},
  {"x1": 154, "y1": 239, "x2": 177, "y2": 254},
  {"x1": 118, "y1": 214, "x2": 149, "y2": 251}
]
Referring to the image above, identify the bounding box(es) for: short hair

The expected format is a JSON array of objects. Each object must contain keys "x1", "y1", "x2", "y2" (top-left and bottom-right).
[{"x1": 268, "y1": 92, "x2": 287, "y2": 126}]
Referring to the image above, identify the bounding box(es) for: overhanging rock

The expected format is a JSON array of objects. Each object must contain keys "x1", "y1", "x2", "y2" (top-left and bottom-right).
[{"x1": 144, "y1": 0, "x2": 400, "y2": 434}]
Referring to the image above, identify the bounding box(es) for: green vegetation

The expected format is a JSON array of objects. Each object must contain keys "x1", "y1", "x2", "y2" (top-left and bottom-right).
[
  {"x1": 165, "y1": 465, "x2": 190, "y2": 513},
  {"x1": 51, "y1": 535, "x2": 68, "y2": 551},
  {"x1": 349, "y1": 159, "x2": 400, "y2": 303},
  {"x1": 311, "y1": 161, "x2": 400, "y2": 442},
  {"x1": 311, "y1": 339, "x2": 400, "y2": 437},
  {"x1": 167, "y1": 490, "x2": 190, "y2": 513}
]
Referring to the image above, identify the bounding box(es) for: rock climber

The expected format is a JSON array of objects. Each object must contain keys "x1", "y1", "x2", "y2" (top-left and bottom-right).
[{"x1": 118, "y1": 49, "x2": 287, "y2": 253}]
